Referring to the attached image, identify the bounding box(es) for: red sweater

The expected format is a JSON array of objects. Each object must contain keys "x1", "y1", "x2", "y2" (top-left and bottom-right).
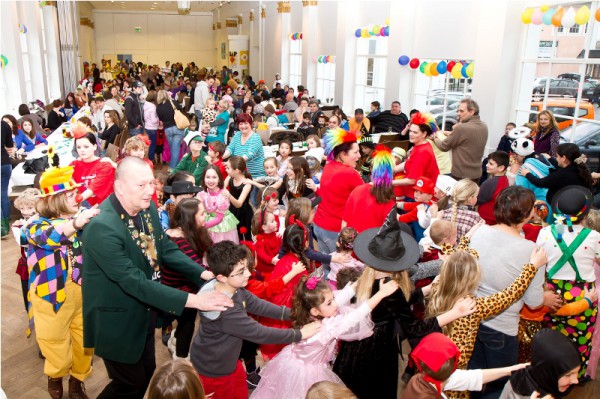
[
  {"x1": 71, "y1": 158, "x2": 115, "y2": 206},
  {"x1": 254, "y1": 232, "x2": 282, "y2": 279},
  {"x1": 398, "y1": 201, "x2": 433, "y2": 224},
  {"x1": 343, "y1": 183, "x2": 395, "y2": 233},
  {"x1": 162, "y1": 236, "x2": 203, "y2": 293},
  {"x1": 314, "y1": 161, "x2": 364, "y2": 231},
  {"x1": 246, "y1": 273, "x2": 285, "y2": 300},
  {"x1": 477, "y1": 175, "x2": 509, "y2": 225}
]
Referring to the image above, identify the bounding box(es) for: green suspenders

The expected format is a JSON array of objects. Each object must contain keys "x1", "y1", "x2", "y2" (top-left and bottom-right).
[{"x1": 548, "y1": 225, "x2": 591, "y2": 281}]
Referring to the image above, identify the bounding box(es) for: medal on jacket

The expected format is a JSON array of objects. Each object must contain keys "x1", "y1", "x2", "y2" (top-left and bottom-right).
[{"x1": 139, "y1": 232, "x2": 159, "y2": 272}]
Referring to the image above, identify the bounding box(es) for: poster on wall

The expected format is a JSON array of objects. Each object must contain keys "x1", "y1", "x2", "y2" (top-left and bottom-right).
[
  {"x1": 229, "y1": 52, "x2": 238, "y2": 69},
  {"x1": 221, "y1": 43, "x2": 226, "y2": 60},
  {"x1": 228, "y1": 35, "x2": 248, "y2": 77},
  {"x1": 240, "y1": 50, "x2": 248, "y2": 66}
]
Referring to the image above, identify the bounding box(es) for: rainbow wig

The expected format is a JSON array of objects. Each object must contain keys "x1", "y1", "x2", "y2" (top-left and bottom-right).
[
  {"x1": 370, "y1": 144, "x2": 394, "y2": 188},
  {"x1": 411, "y1": 112, "x2": 439, "y2": 133},
  {"x1": 323, "y1": 128, "x2": 360, "y2": 161}
]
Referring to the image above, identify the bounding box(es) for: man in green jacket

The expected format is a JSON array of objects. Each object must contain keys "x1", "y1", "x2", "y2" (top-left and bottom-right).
[
  {"x1": 81, "y1": 157, "x2": 232, "y2": 398},
  {"x1": 173, "y1": 130, "x2": 208, "y2": 185}
]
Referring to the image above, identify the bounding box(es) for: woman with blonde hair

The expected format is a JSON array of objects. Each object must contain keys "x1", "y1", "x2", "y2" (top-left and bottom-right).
[
  {"x1": 533, "y1": 110, "x2": 560, "y2": 158},
  {"x1": 437, "y1": 179, "x2": 483, "y2": 241},
  {"x1": 305, "y1": 381, "x2": 357, "y2": 399}
]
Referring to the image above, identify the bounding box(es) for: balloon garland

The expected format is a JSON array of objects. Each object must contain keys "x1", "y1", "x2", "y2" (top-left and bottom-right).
[
  {"x1": 354, "y1": 22, "x2": 390, "y2": 38},
  {"x1": 313, "y1": 55, "x2": 335, "y2": 64},
  {"x1": 1, "y1": 55, "x2": 8, "y2": 69},
  {"x1": 398, "y1": 56, "x2": 474, "y2": 78},
  {"x1": 288, "y1": 33, "x2": 303, "y2": 40},
  {"x1": 521, "y1": 5, "x2": 590, "y2": 27}
]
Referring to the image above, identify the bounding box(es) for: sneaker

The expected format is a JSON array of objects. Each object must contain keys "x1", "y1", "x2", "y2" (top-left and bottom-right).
[
  {"x1": 167, "y1": 330, "x2": 177, "y2": 355},
  {"x1": 161, "y1": 324, "x2": 173, "y2": 346},
  {"x1": 246, "y1": 368, "x2": 261, "y2": 389}
]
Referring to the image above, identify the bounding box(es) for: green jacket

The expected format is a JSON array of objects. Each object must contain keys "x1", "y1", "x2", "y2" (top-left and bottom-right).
[
  {"x1": 81, "y1": 195, "x2": 205, "y2": 363},
  {"x1": 174, "y1": 151, "x2": 208, "y2": 186}
]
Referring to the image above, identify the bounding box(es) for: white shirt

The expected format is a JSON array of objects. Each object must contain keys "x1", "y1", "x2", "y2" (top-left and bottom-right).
[{"x1": 536, "y1": 224, "x2": 600, "y2": 282}]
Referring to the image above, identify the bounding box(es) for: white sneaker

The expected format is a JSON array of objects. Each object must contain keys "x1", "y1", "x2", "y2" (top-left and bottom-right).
[
  {"x1": 167, "y1": 329, "x2": 177, "y2": 354},
  {"x1": 172, "y1": 352, "x2": 190, "y2": 361}
]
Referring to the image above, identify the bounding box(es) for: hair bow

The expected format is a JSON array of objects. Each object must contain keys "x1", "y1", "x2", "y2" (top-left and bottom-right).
[
  {"x1": 305, "y1": 276, "x2": 320, "y2": 290},
  {"x1": 289, "y1": 214, "x2": 308, "y2": 243}
]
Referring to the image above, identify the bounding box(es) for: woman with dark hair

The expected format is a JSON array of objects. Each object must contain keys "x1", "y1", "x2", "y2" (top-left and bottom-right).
[
  {"x1": 342, "y1": 145, "x2": 396, "y2": 233},
  {"x1": 2, "y1": 114, "x2": 34, "y2": 153},
  {"x1": 278, "y1": 157, "x2": 314, "y2": 205},
  {"x1": 100, "y1": 110, "x2": 121, "y2": 150},
  {"x1": 62, "y1": 92, "x2": 79, "y2": 118},
  {"x1": 520, "y1": 142, "x2": 593, "y2": 205},
  {"x1": 312, "y1": 128, "x2": 363, "y2": 254},
  {"x1": 47, "y1": 100, "x2": 66, "y2": 131},
  {"x1": 69, "y1": 123, "x2": 115, "y2": 206},
  {"x1": 468, "y1": 186, "x2": 557, "y2": 398},
  {"x1": 1, "y1": 121, "x2": 15, "y2": 237},
  {"x1": 17, "y1": 103, "x2": 46, "y2": 134},
  {"x1": 392, "y1": 112, "x2": 440, "y2": 201},
  {"x1": 21, "y1": 117, "x2": 48, "y2": 146},
  {"x1": 533, "y1": 110, "x2": 560, "y2": 158}
]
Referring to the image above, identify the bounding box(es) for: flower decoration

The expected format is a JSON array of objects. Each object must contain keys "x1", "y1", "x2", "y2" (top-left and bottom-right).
[
  {"x1": 240, "y1": 226, "x2": 248, "y2": 235},
  {"x1": 305, "y1": 276, "x2": 320, "y2": 290}
]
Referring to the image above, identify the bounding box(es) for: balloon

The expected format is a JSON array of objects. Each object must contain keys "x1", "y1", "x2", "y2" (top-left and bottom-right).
[
  {"x1": 531, "y1": 8, "x2": 543, "y2": 25},
  {"x1": 542, "y1": 8, "x2": 556, "y2": 25},
  {"x1": 373, "y1": 25, "x2": 381, "y2": 36},
  {"x1": 562, "y1": 7, "x2": 576, "y2": 29},
  {"x1": 596, "y1": 7, "x2": 600, "y2": 22},
  {"x1": 300, "y1": 33, "x2": 303, "y2": 39},
  {"x1": 430, "y1": 62, "x2": 439, "y2": 76},
  {"x1": 575, "y1": 5, "x2": 590, "y2": 25},
  {"x1": 540, "y1": 4, "x2": 549, "y2": 12},
  {"x1": 552, "y1": 7, "x2": 564, "y2": 27},
  {"x1": 447, "y1": 61, "x2": 456, "y2": 72},
  {"x1": 361, "y1": 29, "x2": 370, "y2": 38},
  {"x1": 380, "y1": 26, "x2": 386, "y2": 36},
  {"x1": 419, "y1": 61, "x2": 428, "y2": 73},
  {"x1": 424, "y1": 63, "x2": 432, "y2": 77},
  {"x1": 312, "y1": 56, "x2": 318, "y2": 63},
  {"x1": 327, "y1": 56, "x2": 332, "y2": 63},
  {"x1": 466, "y1": 63, "x2": 474, "y2": 78},
  {"x1": 384, "y1": 26, "x2": 389, "y2": 36},
  {"x1": 461, "y1": 63, "x2": 469, "y2": 78},
  {"x1": 437, "y1": 61, "x2": 447, "y2": 74},
  {"x1": 398, "y1": 55, "x2": 410, "y2": 66},
  {"x1": 409, "y1": 58, "x2": 420, "y2": 69},
  {"x1": 451, "y1": 63, "x2": 463, "y2": 79},
  {"x1": 521, "y1": 8, "x2": 534, "y2": 24},
  {"x1": 19, "y1": 24, "x2": 27, "y2": 34},
  {"x1": 385, "y1": 17, "x2": 390, "y2": 25},
  {"x1": 355, "y1": 29, "x2": 361, "y2": 38},
  {"x1": 1, "y1": 54, "x2": 7, "y2": 69}
]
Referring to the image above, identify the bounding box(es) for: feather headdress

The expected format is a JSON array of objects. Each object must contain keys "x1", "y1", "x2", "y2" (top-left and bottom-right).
[
  {"x1": 323, "y1": 128, "x2": 360, "y2": 161},
  {"x1": 371, "y1": 144, "x2": 394, "y2": 188},
  {"x1": 411, "y1": 112, "x2": 438, "y2": 133}
]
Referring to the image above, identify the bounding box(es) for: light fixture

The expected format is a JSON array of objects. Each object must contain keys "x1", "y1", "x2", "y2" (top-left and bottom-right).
[{"x1": 177, "y1": 1, "x2": 191, "y2": 15}]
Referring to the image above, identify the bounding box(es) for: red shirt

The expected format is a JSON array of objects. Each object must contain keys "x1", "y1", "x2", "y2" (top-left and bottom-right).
[
  {"x1": 214, "y1": 158, "x2": 227, "y2": 180},
  {"x1": 403, "y1": 143, "x2": 439, "y2": 199},
  {"x1": 343, "y1": 183, "x2": 395, "y2": 233},
  {"x1": 398, "y1": 201, "x2": 433, "y2": 224},
  {"x1": 254, "y1": 232, "x2": 283, "y2": 279},
  {"x1": 314, "y1": 160, "x2": 364, "y2": 232},
  {"x1": 71, "y1": 158, "x2": 115, "y2": 206},
  {"x1": 523, "y1": 223, "x2": 543, "y2": 243}
]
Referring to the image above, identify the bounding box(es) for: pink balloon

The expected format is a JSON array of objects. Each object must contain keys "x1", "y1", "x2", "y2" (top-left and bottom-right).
[
  {"x1": 380, "y1": 26, "x2": 386, "y2": 36},
  {"x1": 531, "y1": 8, "x2": 543, "y2": 25}
]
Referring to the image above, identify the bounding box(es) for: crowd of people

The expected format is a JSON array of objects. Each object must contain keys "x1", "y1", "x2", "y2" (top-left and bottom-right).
[{"x1": 1, "y1": 58, "x2": 599, "y2": 399}]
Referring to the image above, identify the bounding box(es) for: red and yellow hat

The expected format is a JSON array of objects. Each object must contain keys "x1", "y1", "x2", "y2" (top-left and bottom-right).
[{"x1": 39, "y1": 166, "x2": 81, "y2": 198}]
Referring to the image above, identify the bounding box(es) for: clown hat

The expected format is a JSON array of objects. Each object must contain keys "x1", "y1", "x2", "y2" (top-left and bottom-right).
[{"x1": 39, "y1": 166, "x2": 81, "y2": 198}]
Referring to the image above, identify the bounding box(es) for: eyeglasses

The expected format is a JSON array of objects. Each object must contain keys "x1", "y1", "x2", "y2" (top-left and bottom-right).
[{"x1": 229, "y1": 268, "x2": 249, "y2": 279}]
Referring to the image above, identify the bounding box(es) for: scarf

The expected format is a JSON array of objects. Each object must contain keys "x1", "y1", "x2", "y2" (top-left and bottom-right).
[{"x1": 510, "y1": 329, "x2": 581, "y2": 398}]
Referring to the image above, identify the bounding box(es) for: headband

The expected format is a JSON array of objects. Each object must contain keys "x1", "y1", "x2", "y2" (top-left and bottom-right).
[{"x1": 289, "y1": 214, "x2": 308, "y2": 243}]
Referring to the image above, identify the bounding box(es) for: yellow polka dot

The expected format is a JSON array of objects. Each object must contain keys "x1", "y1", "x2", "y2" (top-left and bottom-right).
[
  {"x1": 564, "y1": 292, "x2": 573, "y2": 301},
  {"x1": 568, "y1": 319, "x2": 578, "y2": 327}
]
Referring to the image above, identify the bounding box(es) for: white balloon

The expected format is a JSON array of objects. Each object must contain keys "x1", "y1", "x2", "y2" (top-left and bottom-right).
[{"x1": 561, "y1": 6, "x2": 576, "y2": 29}]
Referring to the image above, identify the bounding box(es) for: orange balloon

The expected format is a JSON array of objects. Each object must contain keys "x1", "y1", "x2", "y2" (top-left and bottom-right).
[
  {"x1": 596, "y1": 7, "x2": 600, "y2": 22},
  {"x1": 552, "y1": 7, "x2": 564, "y2": 27}
]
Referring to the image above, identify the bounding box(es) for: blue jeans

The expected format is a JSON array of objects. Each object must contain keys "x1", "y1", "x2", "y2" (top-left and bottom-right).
[
  {"x1": 130, "y1": 126, "x2": 144, "y2": 136},
  {"x1": 468, "y1": 324, "x2": 518, "y2": 399},
  {"x1": 195, "y1": 110, "x2": 203, "y2": 126},
  {"x1": 1, "y1": 164, "x2": 12, "y2": 219},
  {"x1": 312, "y1": 223, "x2": 339, "y2": 277},
  {"x1": 165, "y1": 126, "x2": 185, "y2": 169},
  {"x1": 145, "y1": 129, "x2": 157, "y2": 161}
]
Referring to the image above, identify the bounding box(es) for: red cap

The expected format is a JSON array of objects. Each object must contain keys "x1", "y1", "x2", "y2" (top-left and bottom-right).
[
  {"x1": 258, "y1": 79, "x2": 265, "y2": 84},
  {"x1": 412, "y1": 176, "x2": 435, "y2": 195},
  {"x1": 411, "y1": 333, "x2": 460, "y2": 394}
]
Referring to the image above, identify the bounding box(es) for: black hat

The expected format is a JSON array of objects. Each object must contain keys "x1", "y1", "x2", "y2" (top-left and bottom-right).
[
  {"x1": 163, "y1": 181, "x2": 202, "y2": 195},
  {"x1": 551, "y1": 185, "x2": 593, "y2": 224},
  {"x1": 353, "y1": 208, "x2": 420, "y2": 272}
]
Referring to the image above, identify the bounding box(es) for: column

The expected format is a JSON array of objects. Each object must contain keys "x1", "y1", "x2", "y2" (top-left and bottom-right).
[
  {"x1": 0, "y1": 1, "x2": 27, "y2": 112},
  {"x1": 57, "y1": 0, "x2": 81, "y2": 95},
  {"x1": 42, "y1": 2, "x2": 63, "y2": 101},
  {"x1": 20, "y1": 0, "x2": 49, "y2": 102},
  {"x1": 301, "y1": 0, "x2": 318, "y2": 92},
  {"x1": 278, "y1": 1, "x2": 291, "y2": 86},
  {"x1": 249, "y1": 9, "x2": 258, "y2": 78},
  {"x1": 335, "y1": 0, "x2": 358, "y2": 110},
  {"x1": 388, "y1": 1, "x2": 417, "y2": 110}
]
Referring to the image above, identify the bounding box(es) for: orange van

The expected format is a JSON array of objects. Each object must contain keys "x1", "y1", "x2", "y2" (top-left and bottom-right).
[{"x1": 529, "y1": 99, "x2": 594, "y2": 131}]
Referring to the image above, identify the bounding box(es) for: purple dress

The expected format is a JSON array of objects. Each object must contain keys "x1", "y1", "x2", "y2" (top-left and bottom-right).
[{"x1": 250, "y1": 285, "x2": 374, "y2": 399}]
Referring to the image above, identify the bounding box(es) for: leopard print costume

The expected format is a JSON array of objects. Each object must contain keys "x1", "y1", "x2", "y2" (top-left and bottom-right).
[{"x1": 437, "y1": 238, "x2": 538, "y2": 399}]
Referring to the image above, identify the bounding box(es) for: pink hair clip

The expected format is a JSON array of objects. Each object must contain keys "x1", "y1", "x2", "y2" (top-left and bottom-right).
[{"x1": 306, "y1": 276, "x2": 320, "y2": 290}]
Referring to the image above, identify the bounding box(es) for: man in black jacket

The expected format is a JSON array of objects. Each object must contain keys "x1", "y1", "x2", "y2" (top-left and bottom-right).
[
  {"x1": 124, "y1": 81, "x2": 145, "y2": 135},
  {"x1": 369, "y1": 101, "x2": 409, "y2": 135}
]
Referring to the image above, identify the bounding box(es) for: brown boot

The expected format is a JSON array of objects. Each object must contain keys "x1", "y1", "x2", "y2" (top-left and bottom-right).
[
  {"x1": 47, "y1": 377, "x2": 63, "y2": 399},
  {"x1": 68, "y1": 376, "x2": 89, "y2": 399}
]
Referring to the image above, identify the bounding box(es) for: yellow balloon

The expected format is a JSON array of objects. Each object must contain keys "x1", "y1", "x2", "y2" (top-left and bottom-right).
[
  {"x1": 430, "y1": 62, "x2": 439, "y2": 76},
  {"x1": 466, "y1": 62, "x2": 474, "y2": 78},
  {"x1": 521, "y1": 8, "x2": 534, "y2": 24},
  {"x1": 372, "y1": 24, "x2": 381, "y2": 35},
  {"x1": 424, "y1": 63, "x2": 432, "y2": 77},
  {"x1": 575, "y1": 5, "x2": 591, "y2": 25},
  {"x1": 540, "y1": 4, "x2": 549, "y2": 12},
  {"x1": 385, "y1": 18, "x2": 390, "y2": 25},
  {"x1": 451, "y1": 63, "x2": 463, "y2": 79}
]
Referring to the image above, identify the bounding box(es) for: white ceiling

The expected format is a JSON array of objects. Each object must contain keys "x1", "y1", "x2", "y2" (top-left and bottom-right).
[{"x1": 88, "y1": 1, "x2": 229, "y2": 13}]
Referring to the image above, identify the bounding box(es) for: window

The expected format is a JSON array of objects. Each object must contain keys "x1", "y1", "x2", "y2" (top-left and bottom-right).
[
  {"x1": 40, "y1": 9, "x2": 51, "y2": 99},
  {"x1": 20, "y1": 29, "x2": 33, "y2": 101},
  {"x1": 316, "y1": 62, "x2": 335, "y2": 105},
  {"x1": 289, "y1": 39, "x2": 302, "y2": 92},
  {"x1": 354, "y1": 37, "x2": 387, "y2": 110}
]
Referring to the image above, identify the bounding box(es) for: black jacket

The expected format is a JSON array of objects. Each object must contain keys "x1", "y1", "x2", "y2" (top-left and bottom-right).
[
  {"x1": 124, "y1": 93, "x2": 144, "y2": 128},
  {"x1": 525, "y1": 160, "x2": 591, "y2": 204}
]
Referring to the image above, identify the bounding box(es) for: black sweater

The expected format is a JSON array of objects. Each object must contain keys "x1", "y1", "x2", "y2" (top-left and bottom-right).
[
  {"x1": 47, "y1": 110, "x2": 65, "y2": 131},
  {"x1": 1, "y1": 121, "x2": 14, "y2": 165},
  {"x1": 101, "y1": 124, "x2": 121, "y2": 148},
  {"x1": 156, "y1": 101, "x2": 182, "y2": 129},
  {"x1": 525, "y1": 161, "x2": 590, "y2": 204}
]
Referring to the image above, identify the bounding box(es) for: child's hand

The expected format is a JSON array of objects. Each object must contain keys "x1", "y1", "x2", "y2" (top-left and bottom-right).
[
  {"x1": 519, "y1": 167, "x2": 531, "y2": 177},
  {"x1": 221, "y1": 190, "x2": 231, "y2": 200},
  {"x1": 201, "y1": 270, "x2": 215, "y2": 280},
  {"x1": 331, "y1": 252, "x2": 352, "y2": 264},
  {"x1": 299, "y1": 320, "x2": 322, "y2": 339},
  {"x1": 378, "y1": 279, "x2": 399, "y2": 297},
  {"x1": 271, "y1": 255, "x2": 280, "y2": 265},
  {"x1": 585, "y1": 286, "x2": 598, "y2": 303},
  {"x1": 276, "y1": 230, "x2": 283, "y2": 238},
  {"x1": 529, "y1": 247, "x2": 548, "y2": 269},
  {"x1": 290, "y1": 261, "x2": 306, "y2": 276},
  {"x1": 204, "y1": 155, "x2": 213, "y2": 164},
  {"x1": 396, "y1": 202, "x2": 405, "y2": 210},
  {"x1": 243, "y1": 178, "x2": 253, "y2": 186},
  {"x1": 508, "y1": 363, "x2": 530, "y2": 373},
  {"x1": 429, "y1": 203, "x2": 438, "y2": 218},
  {"x1": 452, "y1": 296, "x2": 477, "y2": 318},
  {"x1": 465, "y1": 219, "x2": 485, "y2": 238},
  {"x1": 305, "y1": 179, "x2": 316, "y2": 191}
]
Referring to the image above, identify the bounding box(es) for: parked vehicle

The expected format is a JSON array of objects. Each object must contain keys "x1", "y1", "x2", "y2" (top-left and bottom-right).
[
  {"x1": 529, "y1": 99, "x2": 594, "y2": 131},
  {"x1": 433, "y1": 101, "x2": 460, "y2": 131},
  {"x1": 560, "y1": 121, "x2": 600, "y2": 172},
  {"x1": 557, "y1": 73, "x2": 591, "y2": 81},
  {"x1": 533, "y1": 77, "x2": 555, "y2": 88},
  {"x1": 533, "y1": 79, "x2": 596, "y2": 101}
]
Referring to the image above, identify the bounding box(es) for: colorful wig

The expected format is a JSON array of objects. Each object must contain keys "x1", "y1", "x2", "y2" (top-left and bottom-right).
[
  {"x1": 370, "y1": 144, "x2": 394, "y2": 188},
  {"x1": 323, "y1": 128, "x2": 360, "y2": 161},
  {"x1": 411, "y1": 112, "x2": 439, "y2": 133}
]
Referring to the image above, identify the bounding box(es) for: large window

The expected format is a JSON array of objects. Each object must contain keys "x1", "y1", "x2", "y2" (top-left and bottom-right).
[
  {"x1": 289, "y1": 38, "x2": 302, "y2": 92},
  {"x1": 355, "y1": 38, "x2": 387, "y2": 110},
  {"x1": 316, "y1": 62, "x2": 335, "y2": 105},
  {"x1": 20, "y1": 28, "x2": 33, "y2": 101},
  {"x1": 515, "y1": 1, "x2": 600, "y2": 144}
]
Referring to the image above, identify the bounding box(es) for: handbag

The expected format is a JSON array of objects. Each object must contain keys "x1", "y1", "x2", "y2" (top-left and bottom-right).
[
  {"x1": 22, "y1": 156, "x2": 48, "y2": 174},
  {"x1": 169, "y1": 98, "x2": 190, "y2": 130},
  {"x1": 105, "y1": 142, "x2": 121, "y2": 162}
]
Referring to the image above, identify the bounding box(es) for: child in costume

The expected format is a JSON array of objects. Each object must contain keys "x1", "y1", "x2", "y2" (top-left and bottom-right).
[
  {"x1": 358, "y1": 136, "x2": 375, "y2": 183},
  {"x1": 160, "y1": 175, "x2": 201, "y2": 230},
  {"x1": 224, "y1": 156, "x2": 253, "y2": 242},
  {"x1": 397, "y1": 176, "x2": 435, "y2": 241},
  {"x1": 327, "y1": 227, "x2": 364, "y2": 290},
  {"x1": 251, "y1": 275, "x2": 399, "y2": 399},
  {"x1": 205, "y1": 140, "x2": 227, "y2": 179},
  {"x1": 252, "y1": 203, "x2": 283, "y2": 280}
]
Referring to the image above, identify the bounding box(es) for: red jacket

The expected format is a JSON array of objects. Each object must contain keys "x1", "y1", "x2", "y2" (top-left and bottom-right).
[{"x1": 254, "y1": 232, "x2": 282, "y2": 279}]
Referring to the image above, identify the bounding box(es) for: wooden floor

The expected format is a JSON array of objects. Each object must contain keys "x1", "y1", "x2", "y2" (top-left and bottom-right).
[{"x1": 1, "y1": 229, "x2": 599, "y2": 398}]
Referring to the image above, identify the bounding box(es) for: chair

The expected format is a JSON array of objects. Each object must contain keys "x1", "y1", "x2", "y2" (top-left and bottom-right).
[
  {"x1": 269, "y1": 130, "x2": 304, "y2": 145},
  {"x1": 382, "y1": 140, "x2": 410, "y2": 152},
  {"x1": 256, "y1": 129, "x2": 270, "y2": 145}
]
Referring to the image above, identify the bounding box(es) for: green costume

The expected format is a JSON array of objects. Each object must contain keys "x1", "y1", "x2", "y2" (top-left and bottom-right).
[{"x1": 174, "y1": 151, "x2": 208, "y2": 185}]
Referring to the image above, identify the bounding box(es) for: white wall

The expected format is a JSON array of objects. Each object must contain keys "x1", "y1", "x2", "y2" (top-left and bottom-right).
[{"x1": 92, "y1": 10, "x2": 214, "y2": 66}]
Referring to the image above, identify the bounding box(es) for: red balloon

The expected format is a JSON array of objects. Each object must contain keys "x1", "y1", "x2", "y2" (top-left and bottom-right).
[
  {"x1": 409, "y1": 58, "x2": 420, "y2": 69},
  {"x1": 447, "y1": 61, "x2": 456, "y2": 71}
]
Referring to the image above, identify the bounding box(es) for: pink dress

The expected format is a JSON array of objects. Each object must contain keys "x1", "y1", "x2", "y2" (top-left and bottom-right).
[
  {"x1": 586, "y1": 260, "x2": 600, "y2": 379},
  {"x1": 250, "y1": 285, "x2": 374, "y2": 399},
  {"x1": 197, "y1": 189, "x2": 239, "y2": 244}
]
